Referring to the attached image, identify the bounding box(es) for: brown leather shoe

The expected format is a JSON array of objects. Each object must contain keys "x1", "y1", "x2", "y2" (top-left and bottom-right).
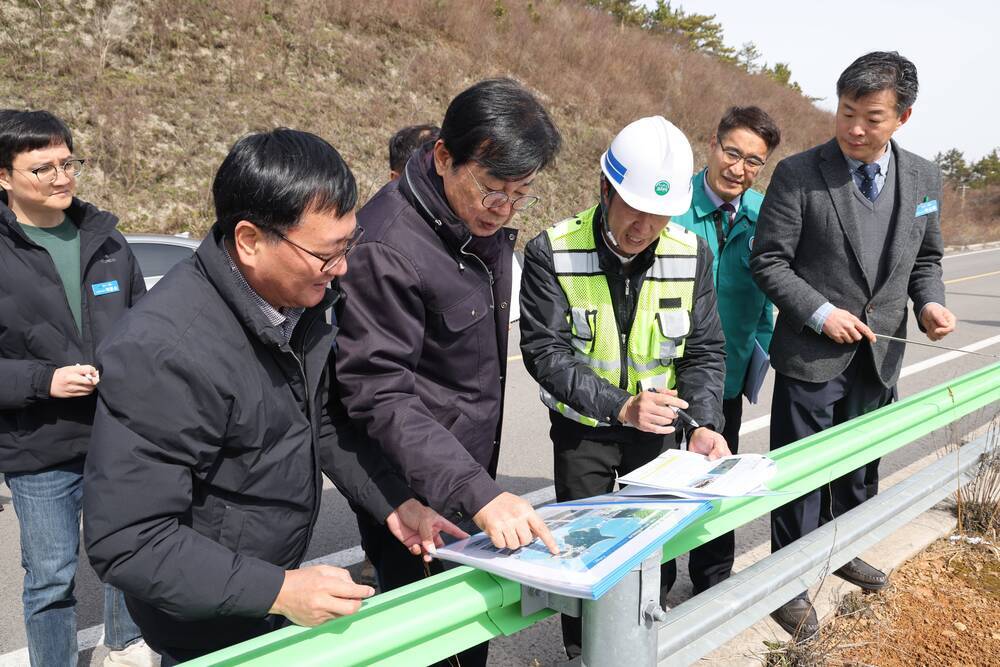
[
  {"x1": 833, "y1": 557, "x2": 888, "y2": 591},
  {"x1": 770, "y1": 597, "x2": 819, "y2": 640}
]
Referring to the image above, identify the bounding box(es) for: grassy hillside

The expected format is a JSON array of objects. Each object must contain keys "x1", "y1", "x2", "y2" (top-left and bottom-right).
[{"x1": 1, "y1": 0, "x2": 994, "y2": 244}]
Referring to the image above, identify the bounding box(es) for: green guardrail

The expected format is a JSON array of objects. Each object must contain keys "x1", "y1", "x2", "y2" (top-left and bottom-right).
[{"x1": 186, "y1": 361, "x2": 1000, "y2": 666}]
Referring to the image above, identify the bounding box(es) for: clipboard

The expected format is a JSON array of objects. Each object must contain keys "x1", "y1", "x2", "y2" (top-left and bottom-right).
[{"x1": 741, "y1": 339, "x2": 770, "y2": 405}]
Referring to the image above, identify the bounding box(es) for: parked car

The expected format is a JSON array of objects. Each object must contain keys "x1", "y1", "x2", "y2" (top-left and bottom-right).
[
  {"x1": 124, "y1": 236, "x2": 526, "y2": 327},
  {"x1": 125, "y1": 233, "x2": 201, "y2": 289}
]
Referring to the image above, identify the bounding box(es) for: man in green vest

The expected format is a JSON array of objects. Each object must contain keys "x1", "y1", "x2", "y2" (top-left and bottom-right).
[
  {"x1": 672, "y1": 106, "x2": 781, "y2": 593},
  {"x1": 520, "y1": 116, "x2": 728, "y2": 659}
]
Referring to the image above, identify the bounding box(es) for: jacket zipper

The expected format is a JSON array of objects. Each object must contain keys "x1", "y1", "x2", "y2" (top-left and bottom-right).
[
  {"x1": 289, "y1": 314, "x2": 322, "y2": 564},
  {"x1": 459, "y1": 236, "x2": 496, "y2": 309},
  {"x1": 619, "y1": 276, "x2": 632, "y2": 391}
]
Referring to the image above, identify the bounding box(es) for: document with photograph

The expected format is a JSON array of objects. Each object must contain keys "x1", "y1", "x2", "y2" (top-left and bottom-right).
[
  {"x1": 617, "y1": 449, "x2": 777, "y2": 499},
  {"x1": 434, "y1": 496, "x2": 711, "y2": 599}
]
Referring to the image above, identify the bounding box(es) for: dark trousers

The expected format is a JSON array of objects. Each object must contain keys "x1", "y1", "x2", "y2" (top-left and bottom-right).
[
  {"x1": 769, "y1": 353, "x2": 895, "y2": 582},
  {"x1": 552, "y1": 426, "x2": 729, "y2": 657},
  {"x1": 355, "y1": 507, "x2": 488, "y2": 667}
]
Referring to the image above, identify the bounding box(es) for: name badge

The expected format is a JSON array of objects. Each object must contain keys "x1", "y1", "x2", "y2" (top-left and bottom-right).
[
  {"x1": 915, "y1": 200, "x2": 938, "y2": 217},
  {"x1": 91, "y1": 280, "x2": 120, "y2": 296}
]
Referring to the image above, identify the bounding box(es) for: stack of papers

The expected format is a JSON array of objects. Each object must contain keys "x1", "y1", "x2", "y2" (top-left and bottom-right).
[
  {"x1": 434, "y1": 496, "x2": 711, "y2": 599},
  {"x1": 617, "y1": 449, "x2": 777, "y2": 499}
]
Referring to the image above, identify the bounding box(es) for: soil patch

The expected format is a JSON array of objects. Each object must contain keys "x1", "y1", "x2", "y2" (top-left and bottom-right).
[{"x1": 766, "y1": 537, "x2": 1000, "y2": 666}]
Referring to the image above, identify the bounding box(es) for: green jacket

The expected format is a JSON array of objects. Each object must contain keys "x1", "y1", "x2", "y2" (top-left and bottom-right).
[{"x1": 673, "y1": 169, "x2": 773, "y2": 399}]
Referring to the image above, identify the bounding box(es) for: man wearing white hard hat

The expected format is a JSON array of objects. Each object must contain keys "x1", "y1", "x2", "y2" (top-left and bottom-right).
[{"x1": 519, "y1": 116, "x2": 728, "y2": 658}]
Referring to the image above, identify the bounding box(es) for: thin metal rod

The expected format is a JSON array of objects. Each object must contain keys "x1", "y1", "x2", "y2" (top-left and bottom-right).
[{"x1": 875, "y1": 333, "x2": 1000, "y2": 358}]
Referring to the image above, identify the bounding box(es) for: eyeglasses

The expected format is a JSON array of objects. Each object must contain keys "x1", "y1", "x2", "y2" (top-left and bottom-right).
[
  {"x1": 465, "y1": 167, "x2": 540, "y2": 211},
  {"x1": 13, "y1": 158, "x2": 86, "y2": 184},
  {"x1": 716, "y1": 137, "x2": 766, "y2": 172},
  {"x1": 277, "y1": 226, "x2": 365, "y2": 272}
]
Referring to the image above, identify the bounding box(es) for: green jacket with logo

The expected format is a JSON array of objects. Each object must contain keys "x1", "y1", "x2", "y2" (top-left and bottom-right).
[{"x1": 673, "y1": 170, "x2": 773, "y2": 399}]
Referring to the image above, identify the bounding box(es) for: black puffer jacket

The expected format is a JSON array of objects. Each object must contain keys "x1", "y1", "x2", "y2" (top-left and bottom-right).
[
  {"x1": 0, "y1": 194, "x2": 145, "y2": 473},
  {"x1": 84, "y1": 226, "x2": 411, "y2": 654},
  {"x1": 520, "y1": 204, "x2": 727, "y2": 444},
  {"x1": 336, "y1": 148, "x2": 516, "y2": 520}
]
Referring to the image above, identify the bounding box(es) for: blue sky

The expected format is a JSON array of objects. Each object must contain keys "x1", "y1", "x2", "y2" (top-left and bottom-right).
[{"x1": 640, "y1": 1, "x2": 994, "y2": 162}]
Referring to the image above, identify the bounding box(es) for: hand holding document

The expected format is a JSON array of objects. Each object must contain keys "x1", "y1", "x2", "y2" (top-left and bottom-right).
[
  {"x1": 617, "y1": 449, "x2": 777, "y2": 499},
  {"x1": 434, "y1": 496, "x2": 711, "y2": 599}
]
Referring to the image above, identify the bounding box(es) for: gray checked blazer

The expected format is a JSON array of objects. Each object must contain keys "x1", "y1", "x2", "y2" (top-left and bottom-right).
[{"x1": 750, "y1": 138, "x2": 945, "y2": 386}]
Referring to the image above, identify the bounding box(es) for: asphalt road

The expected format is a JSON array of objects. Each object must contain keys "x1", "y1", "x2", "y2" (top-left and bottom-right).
[{"x1": 1, "y1": 246, "x2": 998, "y2": 666}]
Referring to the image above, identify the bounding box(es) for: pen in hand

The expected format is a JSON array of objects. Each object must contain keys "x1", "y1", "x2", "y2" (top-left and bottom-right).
[{"x1": 647, "y1": 388, "x2": 700, "y2": 429}]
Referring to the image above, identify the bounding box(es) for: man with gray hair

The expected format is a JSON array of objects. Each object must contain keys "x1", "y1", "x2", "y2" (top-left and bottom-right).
[{"x1": 751, "y1": 51, "x2": 955, "y2": 638}]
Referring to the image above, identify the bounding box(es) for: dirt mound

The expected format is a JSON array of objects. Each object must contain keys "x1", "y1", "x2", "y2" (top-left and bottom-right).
[{"x1": 770, "y1": 537, "x2": 1000, "y2": 666}]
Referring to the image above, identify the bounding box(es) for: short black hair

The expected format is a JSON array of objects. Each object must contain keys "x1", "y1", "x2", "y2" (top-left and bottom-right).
[
  {"x1": 439, "y1": 77, "x2": 561, "y2": 180},
  {"x1": 0, "y1": 110, "x2": 74, "y2": 171},
  {"x1": 389, "y1": 124, "x2": 440, "y2": 174},
  {"x1": 213, "y1": 128, "x2": 357, "y2": 239},
  {"x1": 717, "y1": 106, "x2": 781, "y2": 153},
  {"x1": 837, "y1": 51, "x2": 918, "y2": 116}
]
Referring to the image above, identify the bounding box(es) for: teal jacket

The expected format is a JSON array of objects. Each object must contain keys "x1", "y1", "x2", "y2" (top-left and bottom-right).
[{"x1": 673, "y1": 169, "x2": 773, "y2": 399}]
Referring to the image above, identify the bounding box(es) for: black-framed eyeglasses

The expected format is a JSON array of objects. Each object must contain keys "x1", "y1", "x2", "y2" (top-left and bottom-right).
[
  {"x1": 716, "y1": 136, "x2": 766, "y2": 172},
  {"x1": 277, "y1": 226, "x2": 365, "y2": 272},
  {"x1": 13, "y1": 158, "x2": 86, "y2": 184},
  {"x1": 465, "y1": 167, "x2": 540, "y2": 211}
]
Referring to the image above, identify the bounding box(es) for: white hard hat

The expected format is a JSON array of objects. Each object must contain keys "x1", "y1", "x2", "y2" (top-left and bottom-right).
[{"x1": 600, "y1": 116, "x2": 694, "y2": 216}]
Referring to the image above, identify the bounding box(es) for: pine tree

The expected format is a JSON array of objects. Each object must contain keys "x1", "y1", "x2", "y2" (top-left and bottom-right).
[
  {"x1": 935, "y1": 148, "x2": 973, "y2": 187},
  {"x1": 645, "y1": 0, "x2": 736, "y2": 62}
]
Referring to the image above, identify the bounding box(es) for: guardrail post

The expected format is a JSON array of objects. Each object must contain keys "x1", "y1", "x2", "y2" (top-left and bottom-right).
[{"x1": 581, "y1": 553, "x2": 665, "y2": 666}]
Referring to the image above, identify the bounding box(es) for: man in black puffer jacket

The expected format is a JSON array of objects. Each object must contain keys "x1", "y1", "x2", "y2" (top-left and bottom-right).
[
  {"x1": 0, "y1": 110, "x2": 150, "y2": 667},
  {"x1": 83, "y1": 128, "x2": 462, "y2": 666}
]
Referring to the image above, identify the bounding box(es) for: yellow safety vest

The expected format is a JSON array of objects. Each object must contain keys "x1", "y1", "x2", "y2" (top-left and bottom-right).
[{"x1": 541, "y1": 205, "x2": 699, "y2": 427}]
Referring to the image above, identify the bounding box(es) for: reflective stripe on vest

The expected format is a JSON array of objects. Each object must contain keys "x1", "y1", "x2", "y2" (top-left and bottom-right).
[{"x1": 541, "y1": 206, "x2": 698, "y2": 427}]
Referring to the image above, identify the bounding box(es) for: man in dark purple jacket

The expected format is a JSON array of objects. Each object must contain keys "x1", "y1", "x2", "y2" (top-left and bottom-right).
[{"x1": 335, "y1": 78, "x2": 561, "y2": 666}]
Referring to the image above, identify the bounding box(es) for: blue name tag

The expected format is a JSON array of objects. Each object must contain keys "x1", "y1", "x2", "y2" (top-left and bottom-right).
[
  {"x1": 91, "y1": 280, "x2": 120, "y2": 296},
  {"x1": 915, "y1": 200, "x2": 939, "y2": 217}
]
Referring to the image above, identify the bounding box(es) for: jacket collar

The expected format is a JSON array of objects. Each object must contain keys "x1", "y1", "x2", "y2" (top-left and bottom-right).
[
  {"x1": 196, "y1": 224, "x2": 338, "y2": 349},
  {"x1": 399, "y1": 147, "x2": 473, "y2": 255},
  {"x1": 0, "y1": 193, "x2": 121, "y2": 265},
  {"x1": 690, "y1": 168, "x2": 758, "y2": 224}
]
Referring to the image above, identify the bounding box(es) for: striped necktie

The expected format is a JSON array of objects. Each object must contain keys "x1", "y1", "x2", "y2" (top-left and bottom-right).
[{"x1": 713, "y1": 202, "x2": 736, "y2": 249}]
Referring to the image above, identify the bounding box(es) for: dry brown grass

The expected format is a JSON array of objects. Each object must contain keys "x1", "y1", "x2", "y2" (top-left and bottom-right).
[
  {"x1": 4, "y1": 0, "x2": 992, "y2": 246},
  {"x1": 941, "y1": 184, "x2": 1000, "y2": 246},
  {"x1": 956, "y1": 418, "x2": 1000, "y2": 538}
]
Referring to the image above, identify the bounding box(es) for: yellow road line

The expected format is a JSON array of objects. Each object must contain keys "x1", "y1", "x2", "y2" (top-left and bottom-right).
[{"x1": 945, "y1": 269, "x2": 1000, "y2": 285}]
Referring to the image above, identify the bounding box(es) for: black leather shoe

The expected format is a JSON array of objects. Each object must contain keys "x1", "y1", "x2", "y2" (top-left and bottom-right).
[
  {"x1": 770, "y1": 597, "x2": 819, "y2": 640},
  {"x1": 833, "y1": 557, "x2": 888, "y2": 591}
]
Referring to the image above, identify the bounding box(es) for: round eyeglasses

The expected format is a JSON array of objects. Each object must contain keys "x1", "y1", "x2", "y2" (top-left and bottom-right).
[
  {"x1": 466, "y1": 167, "x2": 540, "y2": 211},
  {"x1": 14, "y1": 159, "x2": 86, "y2": 184}
]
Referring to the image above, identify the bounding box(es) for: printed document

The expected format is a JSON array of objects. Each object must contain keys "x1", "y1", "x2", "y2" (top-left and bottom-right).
[{"x1": 617, "y1": 449, "x2": 776, "y2": 499}]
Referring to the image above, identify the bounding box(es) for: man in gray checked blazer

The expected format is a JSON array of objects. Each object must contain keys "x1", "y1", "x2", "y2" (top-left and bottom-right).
[{"x1": 751, "y1": 51, "x2": 956, "y2": 638}]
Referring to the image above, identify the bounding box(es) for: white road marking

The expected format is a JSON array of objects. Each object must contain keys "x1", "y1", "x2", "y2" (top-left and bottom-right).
[{"x1": 943, "y1": 245, "x2": 1000, "y2": 260}]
